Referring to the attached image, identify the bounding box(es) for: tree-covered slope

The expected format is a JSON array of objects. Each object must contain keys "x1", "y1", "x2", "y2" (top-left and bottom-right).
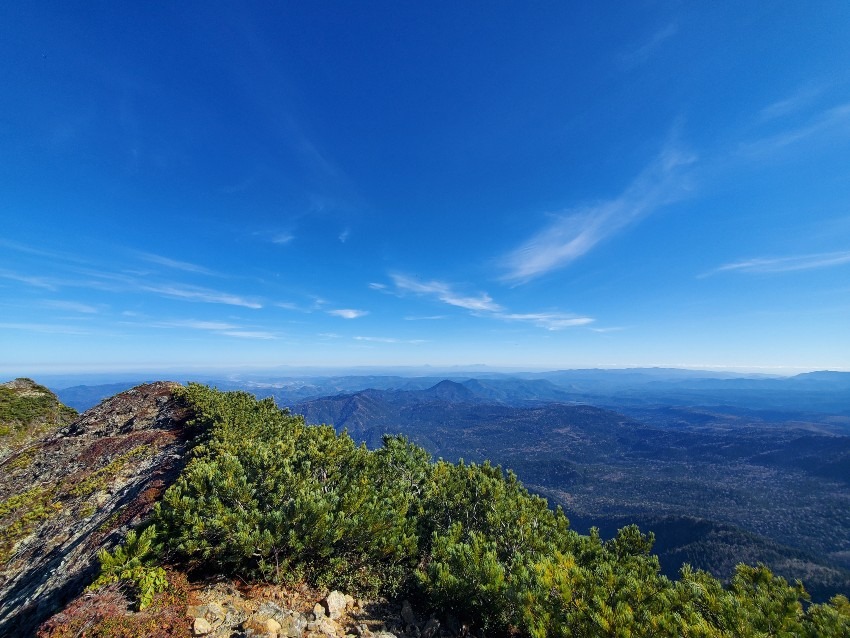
[
  {"x1": 294, "y1": 383, "x2": 850, "y2": 599},
  {"x1": 105, "y1": 384, "x2": 849, "y2": 637}
]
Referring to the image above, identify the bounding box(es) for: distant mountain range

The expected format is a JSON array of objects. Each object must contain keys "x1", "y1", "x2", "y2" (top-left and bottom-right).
[
  {"x1": 49, "y1": 368, "x2": 850, "y2": 601},
  {"x1": 53, "y1": 367, "x2": 850, "y2": 414},
  {"x1": 286, "y1": 378, "x2": 850, "y2": 602}
]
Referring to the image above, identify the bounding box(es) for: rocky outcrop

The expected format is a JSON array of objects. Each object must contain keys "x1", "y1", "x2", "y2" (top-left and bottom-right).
[
  {"x1": 182, "y1": 584, "x2": 437, "y2": 638},
  {"x1": 0, "y1": 378, "x2": 78, "y2": 462},
  {"x1": 0, "y1": 381, "x2": 193, "y2": 637}
]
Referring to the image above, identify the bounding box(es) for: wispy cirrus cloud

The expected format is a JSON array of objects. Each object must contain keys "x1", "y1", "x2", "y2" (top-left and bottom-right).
[
  {"x1": 219, "y1": 330, "x2": 278, "y2": 340},
  {"x1": 702, "y1": 251, "x2": 850, "y2": 276},
  {"x1": 0, "y1": 270, "x2": 58, "y2": 290},
  {"x1": 379, "y1": 273, "x2": 595, "y2": 331},
  {"x1": 501, "y1": 146, "x2": 696, "y2": 284},
  {"x1": 141, "y1": 283, "x2": 262, "y2": 308},
  {"x1": 354, "y1": 336, "x2": 427, "y2": 344},
  {"x1": 740, "y1": 102, "x2": 850, "y2": 156},
  {"x1": 390, "y1": 274, "x2": 503, "y2": 312},
  {"x1": 328, "y1": 308, "x2": 368, "y2": 319},
  {"x1": 43, "y1": 300, "x2": 100, "y2": 314},
  {"x1": 0, "y1": 322, "x2": 91, "y2": 335},
  {"x1": 620, "y1": 22, "x2": 678, "y2": 68},
  {"x1": 758, "y1": 85, "x2": 824, "y2": 122},
  {"x1": 156, "y1": 320, "x2": 239, "y2": 330},
  {"x1": 135, "y1": 251, "x2": 216, "y2": 275},
  {"x1": 147, "y1": 319, "x2": 279, "y2": 340},
  {"x1": 495, "y1": 312, "x2": 595, "y2": 331},
  {"x1": 272, "y1": 233, "x2": 294, "y2": 245}
]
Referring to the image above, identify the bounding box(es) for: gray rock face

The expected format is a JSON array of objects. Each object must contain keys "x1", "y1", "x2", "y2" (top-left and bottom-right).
[{"x1": 0, "y1": 382, "x2": 193, "y2": 637}]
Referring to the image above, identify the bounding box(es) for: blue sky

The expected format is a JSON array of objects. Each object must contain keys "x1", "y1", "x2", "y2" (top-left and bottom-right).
[{"x1": 2, "y1": 2, "x2": 850, "y2": 375}]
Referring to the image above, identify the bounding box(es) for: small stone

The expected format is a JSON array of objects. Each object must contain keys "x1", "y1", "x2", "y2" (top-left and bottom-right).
[
  {"x1": 281, "y1": 613, "x2": 309, "y2": 637},
  {"x1": 318, "y1": 616, "x2": 341, "y2": 636},
  {"x1": 258, "y1": 601, "x2": 288, "y2": 621},
  {"x1": 323, "y1": 590, "x2": 348, "y2": 619},
  {"x1": 314, "y1": 602, "x2": 326, "y2": 617},
  {"x1": 192, "y1": 617, "x2": 213, "y2": 636},
  {"x1": 244, "y1": 613, "x2": 284, "y2": 637}
]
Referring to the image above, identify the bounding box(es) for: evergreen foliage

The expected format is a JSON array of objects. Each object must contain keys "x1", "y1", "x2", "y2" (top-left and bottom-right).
[
  {"x1": 153, "y1": 385, "x2": 423, "y2": 595},
  {"x1": 90, "y1": 525, "x2": 168, "y2": 610},
  {"x1": 103, "y1": 383, "x2": 850, "y2": 636}
]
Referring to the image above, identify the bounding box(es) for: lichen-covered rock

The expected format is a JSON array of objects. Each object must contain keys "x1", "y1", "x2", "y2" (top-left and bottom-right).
[
  {"x1": 0, "y1": 381, "x2": 193, "y2": 637},
  {"x1": 322, "y1": 590, "x2": 348, "y2": 620},
  {"x1": 193, "y1": 616, "x2": 214, "y2": 635},
  {"x1": 244, "y1": 614, "x2": 282, "y2": 637},
  {"x1": 279, "y1": 611, "x2": 309, "y2": 637}
]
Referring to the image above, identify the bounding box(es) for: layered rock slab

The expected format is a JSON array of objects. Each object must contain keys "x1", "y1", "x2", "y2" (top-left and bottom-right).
[{"x1": 0, "y1": 382, "x2": 192, "y2": 636}]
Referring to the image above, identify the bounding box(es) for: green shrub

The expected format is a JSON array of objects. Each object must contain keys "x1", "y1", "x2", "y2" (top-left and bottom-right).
[
  {"x1": 154, "y1": 384, "x2": 426, "y2": 596},
  {"x1": 122, "y1": 383, "x2": 850, "y2": 636},
  {"x1": 90, "y1": 525, "x2": 168, "y2": 610}
]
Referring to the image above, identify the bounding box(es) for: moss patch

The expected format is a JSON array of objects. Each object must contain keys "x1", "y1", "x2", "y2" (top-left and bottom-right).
[
  {"x1": 67, "y1": 445, "x2": 152, "y2": 498},
  {"x1": 0, "y1": 484, "x2": 61, "y2": 563}
]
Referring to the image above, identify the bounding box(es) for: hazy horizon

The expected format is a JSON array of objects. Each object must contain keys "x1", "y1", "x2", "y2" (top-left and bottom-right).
[{"x1": 5, "y1": 364, "x2": 848, "y2": 391}]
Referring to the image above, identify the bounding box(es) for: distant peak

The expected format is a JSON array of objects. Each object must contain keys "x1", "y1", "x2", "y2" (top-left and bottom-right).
[{"x1": 423, "y1": 379, "x2": 476, "y2": 400}]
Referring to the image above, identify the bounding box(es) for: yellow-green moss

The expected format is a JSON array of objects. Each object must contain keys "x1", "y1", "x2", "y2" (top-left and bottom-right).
[
  {"x1": 67, "y1": 445, "x2": 152, "y2": 498},
  {"x1": 0, "y1": 484, "x2": 60, "y2": 564}
]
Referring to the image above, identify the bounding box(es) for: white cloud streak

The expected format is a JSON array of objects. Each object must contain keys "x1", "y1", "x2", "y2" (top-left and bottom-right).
[
  {"x1": 220, "y1": 330, "x2": 278, "y2": 340},
  {"x1": 382, "y1": 273, "x2": 594, "y2": 331},
  {"x1": 495, "y1": 313, "x2": 595, "y2": 331},
  {"x1": 141, "y1": 283, "x2": 262, "y2": 308},
  {"x1": 146, "y1": 319, "x2": 279, "y2": 340},
  {"x1": 740, "y1": 102, "x2": 850, "y2": 156},
  {"x1": 157, "y1": 320, "x2": 239, "y2": 330},
  {"x1": 704, "y1": 251, "x2": 850, "y2": 276},
  {"x1": 758, "y1": 85, "x2": 824, "y2": 122},
  {"x1": 328, "y1": 308, "x2": 369, "y2": 319},
  {"x1": 0, "y1": 270, "x2": 58, "y2": 290},
  {"x1": 354, "y1": 336, "x2": 427, "y2": 344},
  {"x1": 272, "y1": 233, "x2": 294, "y2": 245},
  {"x1": 502, "y1": 147, "x2": 695, "y2": 283},
  {"x1": 390, "y1": 274, "x2": 503, "y2": 312},
  {"x1": 43, "y1": 300, "x2": 99, "y2": 314},
  {"x1": 0, "y1": 322, "x2": 91, "y2": 335},
  {"x1": 136, "y1": 252, "x2": 216, "y2": 275},
  {"x1": 620, "y1": 22, "x2": 678, "y2": 68}
]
